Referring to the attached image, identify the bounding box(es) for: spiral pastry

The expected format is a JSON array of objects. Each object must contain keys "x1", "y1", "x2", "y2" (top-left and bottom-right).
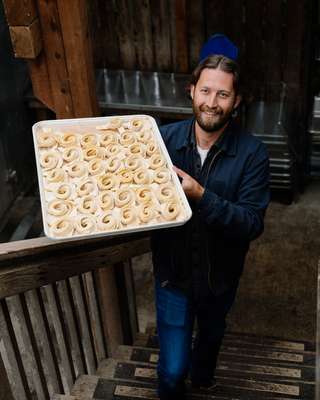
[
  {"x1": 97, "y1": 212, "x2": 118, "y2": 231},
  {"x1": 124, "y1": 155, "x2": 142, "y2": 171},
  {"x1": 99, "y1": 131, "x2": 117, "y2": 147},
  {"x1": 74, "y1": 215, "x2": 96, "y2": 234},
  {"x1": 119, "y1": 131, "x2": 136, "y2": 146},
  {"x1": 99, "y1": 191, "x2": 114, "y2": 210},
  {"x1": 136, "y1": 129, "x2": 151, "y2": 143},
  {"x1": 37, "y1": 131, "x2": 57, "y2": 148},
  {"x1": 128, "y1": 143, "x2": 144, "y2": 157},
  {"x1": 83, "y1": 146, "x2": 105, "y2": 161},
  {"x1": 76, "y1": 179, "x2": 96, "y2": 197},
  {"x1": 105, "y1": 143, "x2": 121, "y2": 158},
  {"x1": 157, "y1": 184, "x2": 177, "y2": 203},
  {"x1": 149, "y1": 153, "x2": 165, "y2": 169},
  {"x1": 136, "y1": 186, "x2": 153, "y2": 204},
  {"x1": 133, "y1": 168, "x2": 150, "y2": 185},
  {"x1": 146, "y1": 141, "x2": 159, "y2": 157},
  {"x1": 138, "y1": 204, "x2": 156, "y2": 223},
  {"x1": 153, "y1": 167, "x2": 171, "y2": 184},
  {"x1": 108, "y1": 117, "x2": 122, "y2": 130},
  {"x1": 88, "y1": 158, "x2": 104, "y2": 175},
  {"x1": 48, "y1": 199, "x2": 74, "y2": 216},
  {"x1": 130, "y1": 118, "x2": 143, "y2": 131},
  {"x1": 106, "y1": 156, "x2": 121, "y2": 173},
  {"x1": 97, "y1": 174, "x2": 117, "y2": 191},
  {"x1": 67, "y1": 161, "x2": 87, "y2": 178},
  {"x1": 78, "y1": 196, "x2": 97, "y2": 214},
  {"x1": 80, "y1": 133, "x2": 97, "y2": 148},
  {"x1": 162, "y1": 201, "x2": 180, "y2": 221},
  {"x1": 40, "y1": 151, "x2": 62, "y2": 170},
  {"x1": 51, "y1": 217, "x2": 74, "y2": 237},
  {"x1": 114, "y1": 188, "x2": 135, "y2": 207},
  {"x1": 118, "y1": 169, "x2": 133, "y2": 184},
  {"x1": 62, "y1": 146, "x2": 81, "y2": 163},
  {"x1": 54, "y1": 183, "x2": 73, "y2": 200},
  {"x1": 57, "y1": 132, "x2": 78, "y2": 147},
  {"x1": 120, "y1": 207, "x2": 137, "y2": 226},
  {"x1": 45, "y1": 168, "x2": 66, "y2": 183}
]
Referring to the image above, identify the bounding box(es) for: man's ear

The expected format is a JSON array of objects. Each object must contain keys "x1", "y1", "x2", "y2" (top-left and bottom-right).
[
  {"x1": 190, "y1": 85, "x2": 195, "y2": 100},
  {"x1": 234, "y1": 94, "x2": 241, "y2": 109}
]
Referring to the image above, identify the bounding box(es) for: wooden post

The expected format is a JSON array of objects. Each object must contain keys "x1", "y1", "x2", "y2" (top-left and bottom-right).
[{"x1": 0, "y1": 355, "x2": 14, "y2": 400}]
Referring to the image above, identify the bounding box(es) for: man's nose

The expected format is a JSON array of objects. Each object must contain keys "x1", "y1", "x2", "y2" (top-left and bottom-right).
[{"x1": 206, "y1": 93, "x2": 218, "y2": 108}]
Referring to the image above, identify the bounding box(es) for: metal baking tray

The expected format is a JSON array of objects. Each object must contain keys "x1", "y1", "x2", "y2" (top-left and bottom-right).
[{"x1": 32, "y1": 115, "x2": 192, "y2": 241}]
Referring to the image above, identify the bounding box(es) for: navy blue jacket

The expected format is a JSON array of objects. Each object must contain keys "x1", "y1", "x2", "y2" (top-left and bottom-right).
[{"x1": 151, "y1": 118, "x2": 270, "y2": 296}]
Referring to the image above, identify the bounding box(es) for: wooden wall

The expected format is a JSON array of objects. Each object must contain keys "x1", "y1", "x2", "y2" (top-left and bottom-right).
[{"x1": 89, "y1": 0, "x2": 313, "y2": 103}]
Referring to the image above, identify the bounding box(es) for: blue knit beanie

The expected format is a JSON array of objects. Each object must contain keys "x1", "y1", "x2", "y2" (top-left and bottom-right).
[{"x1": 200, "y1": 33, "x2": 239, "y2": 62}]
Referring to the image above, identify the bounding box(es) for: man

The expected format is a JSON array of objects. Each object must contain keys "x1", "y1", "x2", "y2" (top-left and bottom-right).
[{"x1": 151, "y1": 34, "x2": 270, "y2": 400}]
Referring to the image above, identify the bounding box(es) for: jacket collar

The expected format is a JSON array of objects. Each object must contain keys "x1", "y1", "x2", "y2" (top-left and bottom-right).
[{"x1": 175, "y1": 117, "x2": 239, "y2": 156}]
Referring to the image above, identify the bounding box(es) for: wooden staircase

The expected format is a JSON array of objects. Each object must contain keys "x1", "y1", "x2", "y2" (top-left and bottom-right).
[{"x1": 52, "y1": 330, "x2": 315, "y2": 400}]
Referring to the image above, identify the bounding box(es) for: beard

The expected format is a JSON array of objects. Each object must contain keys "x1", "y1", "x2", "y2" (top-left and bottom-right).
[{"x1": 192, "y1": 103, "x2": 234, "y2": 133}]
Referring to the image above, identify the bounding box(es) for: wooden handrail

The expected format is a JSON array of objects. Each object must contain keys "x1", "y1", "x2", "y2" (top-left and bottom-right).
[{"x1": 0, "y1": 233, "x2": 150, "y2": 299}]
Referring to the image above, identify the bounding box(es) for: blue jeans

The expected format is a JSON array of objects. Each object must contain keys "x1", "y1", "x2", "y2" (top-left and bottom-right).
[{"x1": 155, "y1": 280, "x2": 237, "y2": 399}]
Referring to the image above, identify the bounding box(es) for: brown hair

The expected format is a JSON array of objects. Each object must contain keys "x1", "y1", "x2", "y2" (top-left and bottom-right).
[{"x1": 190, "y1": 55, "x2": 241, "y2": 94}]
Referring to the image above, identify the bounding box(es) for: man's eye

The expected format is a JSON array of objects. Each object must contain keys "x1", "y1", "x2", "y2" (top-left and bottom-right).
[
  {"x1": 219, "y1": 92, "x2": 229, "y2": 98},
  {"x1": 200, "y1": 89, "x2": 208, "y2": 94}
]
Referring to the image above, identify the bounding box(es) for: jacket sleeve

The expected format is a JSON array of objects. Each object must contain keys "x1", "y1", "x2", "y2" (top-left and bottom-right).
[{"x1": 197, "y1": 143, "x2": 270, "y2": 241}]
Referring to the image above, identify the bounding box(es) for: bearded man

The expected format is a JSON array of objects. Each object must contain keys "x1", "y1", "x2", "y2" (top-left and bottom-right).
[{"x1": 151, "y1": 34, "x2": 270, "y2": 400}]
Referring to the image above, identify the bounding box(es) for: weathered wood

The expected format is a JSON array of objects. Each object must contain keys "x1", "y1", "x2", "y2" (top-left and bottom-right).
[
  {"x1": 82, "y1": 271, "x2": 106, "y2": 363},
  {"x1": 69, "y1": 276, "x2": 96, "y2": 375},
  {"x1": 5, "y1": 294, "x2": 47, "y2": 399},
  {"x1": 150, "y1": 0, "x2": 172, "y2": 71},
  {"x1": 115, "y1": 0, "x2": 136, "y2": 69},
  {"x1": 186, "y1": 0, "x2": 204, "y2": 69},
  {"x1": 205, "y1": 0, "x2": 225, "y2": 39},
  {"x1": 174, "y1": 0, "x2": 188, "y2": 73},
  {"x1": 56, "y1": 0, "x2": 100, "y2": 117},
  {"x1": 40, "y1": 284, "x2": 73, "y2": 394},
  {"x1": 0, "y1": 236, "x2": 150, "y2": 299},
  {"x1": 123, "y1": 260, "x2": 139, "y2": 342},
  {"x1": 24, "y1": 289, "x2": 61, "y2": 398},
  {"x1": 2, "y1": 0, "x2": 37, "y2": 26},
  {"x1": 0, "y1": 302, "x2": 27, "y2": 400},
  {"x1": 9, "y1": 18, "x2": 42, "y2": 59},
  {"x1": 0, "y1": 353, "x2": 14, "y2": 400},
  {"x1": 56, "y1": 280, "x2": 85, "y2": 379},
  {"x1": 95, "y1": 266, "x2": 124, "y2": 357},
  {"x1": 36, "y1": 0, "x2": 74, "y2": 118}
]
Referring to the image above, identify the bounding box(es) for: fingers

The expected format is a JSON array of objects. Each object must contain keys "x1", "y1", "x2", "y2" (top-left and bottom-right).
[{"x1": 173, "y1": 165, "x2": 188, "y2": 179}]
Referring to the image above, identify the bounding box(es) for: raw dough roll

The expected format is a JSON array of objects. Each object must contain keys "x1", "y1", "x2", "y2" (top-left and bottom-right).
[
  {"x1": 138, "y1": 204, "x2": 156, "y2": 223},
  {"x1": 128, "y1": 143, "x2": 144, "y2": 157},
  {"x1": 74, "y1": 215, "x2": 96, "y2": 234},
  {"x1": 120, "y1": 207, "x2": 137, "y2": 225},
  {"x1": 48, "y1": 199, "x2": 74, "y2": 216},
  {"x1": 118, "y1": 169, "x2": 133, "y2": 184},
  {"x1": 125, "y1": 155, "x2": 142, "y2": 171},
  {"x1": 54, "y1": 183, "x2": 73, "y2": 200},
  {"x1": 78, "y1": 196, "x2": 97, "y2": 214},
  {"x1": 37, "y1": 131, "x2": 57, "y2": 148},
  {"x1": 83, "y1": 146, "x2": 105, "y2": 161},
  {"x1": 136, "y1": 186, "x2": 153, "y2": 203},
  {"x1": 149, "y1": 153, "x2": 165, "y2": 169},
  {"x1": 76, "y1": 179, "x2": 96, "y2": 197},
  {"x1": 105, "y1": 143, "x2": 121, "y2": 158},
  {"x1": 162, "y1": 201, "x2": 180, "y2": 221},
  {"x1": 44, "y1": 168, "x2": 66, "y2": 183},
  {"x1": 133, "y1": 168, "x2": 150, "y2": 184},
  {"x1": 97, "y1": 212, "x2": 118, "y2": 231},
  {"x1": 40, "y1": 151, "x2": 62, "y2": 170},
  {"x1": 51, "y1": 217, "x2": 74, "y2": 237},
  {"x1": 106, "y1": 156, "x2": 121, "y2": 173},
  {"x1": 88, "y1": 158, "x2": 104, "y2": 175},
  {"x1": 108, "y1": 117, "x2": 122, "y2": 130},
  {"x1": 99, "y1": 191, "x2": 114, "y2": 210},
  {"x1": 153, "y1": 167, "x2": 171, "y2": 184},
  {"x1": 57, "y1": 132, "x2": 78, "y2": 147},
  {"x1": 80, "y1": 133, "x2": 98, "y2": 148},
  {"x1": 67, "y1": 161, "x2": 87, "y2": 178},
  {"x1": 62, "y1": 146, "x2": 81, "y2": 163},
  {"x1": 130, "y1": 118, "x2": 144, "y2": 131},
  {"x1": 119, "y1": 131, "x2": 136, "y2": 146},
  {"x1": 114, "y1": 188, "x2": 135, "y2": 207},
  {"x1": 146, "y1": 141, "x2": 159, "y2": 157},
  {"x1": 99, "y1": 131, "x2": 117, "y2": 147},
  {"x1": 136, "y1": 129, "x2": 151, "y2": 143},
  {"x1": 97, "y1": 174, "x2": 117, "y2": 191},
  {"x1": 157, "y1": 184, "x2": 177, "y2": 203}
]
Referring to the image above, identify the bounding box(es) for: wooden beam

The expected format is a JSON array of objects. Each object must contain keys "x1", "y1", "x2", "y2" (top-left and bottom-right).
[
  {"x1": 56, "y1": 0, "x2": 100, "y2": 117},
  {"x1": 2, "y1": 0, "x2": 37, "y2": 26},
  {"x1": 9, "y1": 18, "x2": 42, "y2": 59}
]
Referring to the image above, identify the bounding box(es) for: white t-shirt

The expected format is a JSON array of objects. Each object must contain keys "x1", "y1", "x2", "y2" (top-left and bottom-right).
[{"x1": 197, "y1": 145, "x2": 209, "y2": 166}]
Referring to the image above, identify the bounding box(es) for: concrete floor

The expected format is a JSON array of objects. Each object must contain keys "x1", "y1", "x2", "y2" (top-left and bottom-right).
[{"x1": 133, "y1": 179, "x2": 320, "y2": 343}]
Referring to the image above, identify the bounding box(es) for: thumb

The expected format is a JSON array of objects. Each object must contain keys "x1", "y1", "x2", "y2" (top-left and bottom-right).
[{"x1": 173, "y1": 165, "x2": 188, "y2": 179}]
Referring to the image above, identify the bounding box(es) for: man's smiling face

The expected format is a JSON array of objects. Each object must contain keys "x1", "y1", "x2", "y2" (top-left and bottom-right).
[{"x1": 190, "y1": 67, "x2": 241, "y2": 133}]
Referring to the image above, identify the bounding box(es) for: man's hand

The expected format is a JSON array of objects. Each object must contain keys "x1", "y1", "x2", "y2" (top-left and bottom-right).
[{"x1": 173, "y1": 166, "x2": 205, "y2": 201}]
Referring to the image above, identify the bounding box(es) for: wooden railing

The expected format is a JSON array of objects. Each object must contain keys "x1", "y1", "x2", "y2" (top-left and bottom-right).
[{"x1": 0, "y1": 233, "x2": 150, "y2": 400}]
